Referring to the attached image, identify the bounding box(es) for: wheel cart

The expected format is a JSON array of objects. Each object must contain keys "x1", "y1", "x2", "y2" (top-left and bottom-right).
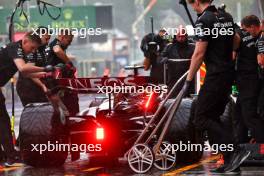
[{"x1": 126, "y1": 69, "x2": 189, "y2": 174}]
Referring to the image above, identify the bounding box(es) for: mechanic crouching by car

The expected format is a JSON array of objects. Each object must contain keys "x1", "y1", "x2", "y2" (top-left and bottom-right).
[
  {"x1": 17, "y1": 26, "x2": 51, "y2": 106},
  {"x1": 141, "y1": 29, "x2": 167, "y2": 84},
  {"x1": 161, "y1": 26, "x2": 195, "y2": 97},
  {"x1": 46, "y1": 29, "x2": 79, "y2": 116},
  {"x1": 0, "y1": 31, "x2": 54, "y2": 167},
  {"x1": 183, "y1": 0, "x2": 250, "y2": 173},
  {"x1": 232, "y1": 15, "x2": 264, "y2": 152}
]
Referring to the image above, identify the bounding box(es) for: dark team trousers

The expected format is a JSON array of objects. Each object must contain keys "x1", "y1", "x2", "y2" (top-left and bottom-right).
[
  {"x1": 234, "y1": 77, "x2": 264, "y2": 143},
  {"x1": 16, "y1": 76, "x2": 48, "y2": 107},
  {"x1": 259, "y1": 81, "x2": 264, "y2": 120},
  {"x1": 194, "y1": 74, "x2": 235, "y2": 146},
  {"x1": 0, "y1": 90, "x2": 15, "y2": 158}
]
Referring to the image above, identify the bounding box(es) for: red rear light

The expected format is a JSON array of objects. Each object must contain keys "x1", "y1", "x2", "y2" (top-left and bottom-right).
[
  {"x1": 96, "y1": 128, "x2": 104, "y2": 140},
  {"x1": 145, "y1": 92, "x2": 154, "y2": 109}
]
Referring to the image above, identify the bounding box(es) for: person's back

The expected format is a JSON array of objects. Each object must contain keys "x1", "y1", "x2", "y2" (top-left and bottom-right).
[
  {"x1": 236, "y1": 28, "x2": 259, "y2": 77},
  {"x1": 196, "y1": 5, "x2": 235, "y2": 76}
]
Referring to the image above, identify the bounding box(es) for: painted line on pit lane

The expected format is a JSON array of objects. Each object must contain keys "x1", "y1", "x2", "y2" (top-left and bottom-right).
[
  {"x1": 82, "y1": 167, "x2": 104, "y2": 172},
  {"x1": 163, "y1": 155, "x2": 220, "y2": 176},
  {"x1": 0, "y1": 166, "x2": 22, "y2": 172}
]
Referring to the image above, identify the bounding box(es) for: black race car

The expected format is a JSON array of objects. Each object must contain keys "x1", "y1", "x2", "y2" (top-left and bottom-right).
[{"x1": 18, "y1": 66, "x2": 203, "y2": 167}]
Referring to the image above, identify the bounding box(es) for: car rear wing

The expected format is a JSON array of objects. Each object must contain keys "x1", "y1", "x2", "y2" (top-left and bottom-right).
[{"x1": 49, "y1": 76, "x2": 151, "y2": 94}]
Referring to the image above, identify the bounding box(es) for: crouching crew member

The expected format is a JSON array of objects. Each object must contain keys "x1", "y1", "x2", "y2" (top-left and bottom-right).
[
  {"x1": 0, "y1": 32, "x2": 54, "y2": 167},
  {"x1": 46, "y1": 29, "x2": 79, "y2": 115},
  {"x1": 17, "y1": 26, "x2": 51, "y2": 106},
  {"x1": 183, "y1": 0, "x2": 250, "y2": 173}
]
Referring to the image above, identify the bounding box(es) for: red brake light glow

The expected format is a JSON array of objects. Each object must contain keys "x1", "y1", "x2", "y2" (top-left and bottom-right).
[
  {"x1": 96, "y1": 128, "x2": 105, "y2": 140},
  {"x1": 145, "y1": 92, "x2": 154, "y2": 109}
]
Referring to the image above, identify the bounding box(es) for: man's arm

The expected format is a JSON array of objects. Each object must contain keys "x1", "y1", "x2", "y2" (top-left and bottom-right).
[
  {"x1": 143, "y1": 57, "x2": 151, "y2": 70},
  {"x1": 14, "y1": 58, "x2": 44, "y2": 75},
  {"x1": 186, "y1": 41, "x2": 208, "y2": 81},
  {"x1": 31, "y1": 78, "x2": 48, "y2": 92},
  {"x1": 233, "y1": 33, "x2": 241, "y2": 60},
  {"x1": 53, "y1": 45, "x2": 71, "y2": 63},
  {"x1": 257, "y1": 35, "x2": 264, "y2": 68},
  {"x1": 258, "y1": 54, "x2": 264, "y2": 68}
]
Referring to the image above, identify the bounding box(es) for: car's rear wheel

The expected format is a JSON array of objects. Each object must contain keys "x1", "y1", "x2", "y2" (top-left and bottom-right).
[{"x1": 19, "y1": 103, "x2": 68, "y2": 167}]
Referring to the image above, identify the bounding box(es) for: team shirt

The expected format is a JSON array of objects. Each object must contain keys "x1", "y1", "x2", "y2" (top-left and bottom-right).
[
  {"x1": 0, "y1": 40, "x2": 26, "y2": 87},
  {"x1": 194, "y1": 5, "x2": 235, "y2": 76}
]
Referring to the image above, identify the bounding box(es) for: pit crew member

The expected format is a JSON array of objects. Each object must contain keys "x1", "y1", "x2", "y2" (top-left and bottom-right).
[
  {"x1": 232, "y1": 16, "x2": 264, "y2": 152},
  {"x1": 161, "y1": 26, "x2": 195, "y2": 96},
  {"x1": 141, "y1": 29, "x2": 167, "y2": 84},
  {"x1": 184, "y1": 0, "x2": 249, "y2": 173},
  {"x1": 0, "y1": 32, "x2": 54, "y2": 167},
  {"x1": 16, "y1": 26, "x2": 51, "y2": 106},
  {"x1": 46, "y1": 29, "x2": 79, "y2": 115}
]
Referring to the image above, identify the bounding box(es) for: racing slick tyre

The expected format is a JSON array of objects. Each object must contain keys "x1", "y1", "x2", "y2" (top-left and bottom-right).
[
  {"x1": 165, "y1": 98, "x2": 203, "y2": 164},
  {"x1": 19, "y1": 103, "x2": 68, "y2": 167}
]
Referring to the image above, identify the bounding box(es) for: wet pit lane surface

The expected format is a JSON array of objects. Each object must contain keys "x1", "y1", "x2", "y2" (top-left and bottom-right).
[
  {"x1": 2, "y1": 97, "x2": 264, "y2": 176},
  {"x1": 1, "y1": 154, "x2": 264, "y2": 176}
]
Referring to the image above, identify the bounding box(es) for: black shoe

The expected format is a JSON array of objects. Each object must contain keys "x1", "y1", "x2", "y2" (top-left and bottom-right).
[
  {"x1": 4, "y1": 155, "x2": 22, "y2": 167},
  {"x1": 211, "y1": 165, "x2": 241, "y2": 174},
  {"x1": 4, "y1": 158, "x2": 16, "y2": 167},
  {"x1": 224, "y1": 148, "x2": 250, "y2": 173},
  {"x1": 211, "y1": 165, "x2": 226, "y2": 173}
]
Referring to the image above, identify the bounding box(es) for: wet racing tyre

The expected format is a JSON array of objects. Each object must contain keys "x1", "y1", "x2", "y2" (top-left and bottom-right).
[
  {"x1": 19, "y1": 103, "x2": 69, "y2": 167},
  {"x1": 165, "y1": 98, "x2": 203, "y2": 164}
]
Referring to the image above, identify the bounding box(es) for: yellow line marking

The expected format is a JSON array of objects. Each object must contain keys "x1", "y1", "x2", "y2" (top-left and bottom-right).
[
  {"x1": 163, "y1": 155, "x2": 219, "y2": 176},
  {"x1": 82, "y1": 167, "x2": 103, "y2": 172},
  {"x1": 0, "y1": 166, "x2": 22, "y2": 172}
]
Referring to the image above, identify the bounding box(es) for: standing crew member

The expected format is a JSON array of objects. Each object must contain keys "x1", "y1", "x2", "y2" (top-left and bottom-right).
[
  {"x1": 0, "y1": 32, "x2": 54, "y2": 167},
  {"x1": 162, "y1": 26, "x2": 194, "y2": 96},
  {"x1": 46, "y1": 29, "x2": 79, "y2": 115},
  {"x1": 183, "y1": 0, "x2": 250, "y2": 173},
  {"x1": 17, "y1": 26, "x2": 51, "y2": 106},
  {"x1": 141, "y1": 29, "x2": 167, "y2": 84},
  {"x1": 232, "y1": 16, "x2": 264, "y2": 151},
  {"x1": 258, "y1": 20, "x2": 264, "y2": 120}
]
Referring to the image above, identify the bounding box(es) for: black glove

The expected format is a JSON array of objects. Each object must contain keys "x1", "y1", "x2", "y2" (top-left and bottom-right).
[
  {"x1": 182, "y1": 80, "x2": 192, "y2": 97},
  {"x1": 44, "y1": 65, "x2": 55, "y2": 72},
  {"x1": 66, "y1": 61, "x2": 74, "y2": 68}
]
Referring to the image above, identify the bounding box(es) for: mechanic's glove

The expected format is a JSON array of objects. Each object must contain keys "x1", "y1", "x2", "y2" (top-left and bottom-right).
[
  {"x1": 65, "y1": 61, "x2": 77, "y2": 78},
  {"x1": 65, "y1": 61, "x2": 74, "y2": 68},
  {"x1": 44, "y1": 65, "x2": 55, "y2": 72},
  {"x1": 182, "y1": 80, "x2": 192, "y2": 97}
]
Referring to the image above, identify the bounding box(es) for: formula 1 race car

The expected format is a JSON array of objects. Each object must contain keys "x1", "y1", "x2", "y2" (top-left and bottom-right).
[{"x1": 18, "y1": 65, "x2": 203, "y2": 168}]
